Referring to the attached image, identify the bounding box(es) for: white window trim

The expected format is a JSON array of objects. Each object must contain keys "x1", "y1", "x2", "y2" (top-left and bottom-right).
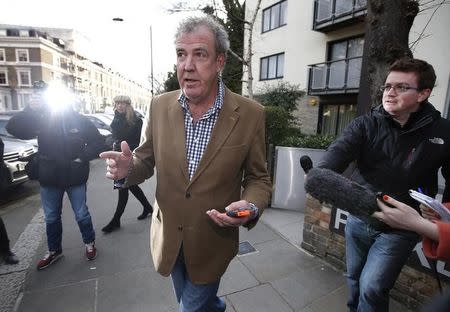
[
  {"x1": 0, "y1": 68, "x2": 8, "y2": 85},
  {"x1": 16, "y1": 49, "x2": 29, "y2": 63},
  {"x1": 16, "y1": 69, "x2": 31, "y2": 86},
  {"x1": 0, "y1": 49, "x2": 5, "y2": 62}
]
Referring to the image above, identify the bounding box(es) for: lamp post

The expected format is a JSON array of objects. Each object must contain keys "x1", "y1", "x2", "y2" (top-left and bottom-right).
[{"x1": 112, "y1": 17, "x2": 154, "y2": 96}]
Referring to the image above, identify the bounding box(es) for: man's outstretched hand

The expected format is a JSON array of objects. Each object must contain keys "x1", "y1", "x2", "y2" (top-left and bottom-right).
[{"x1": 99, "y1": 141, "x2": 133, "y2": 180}]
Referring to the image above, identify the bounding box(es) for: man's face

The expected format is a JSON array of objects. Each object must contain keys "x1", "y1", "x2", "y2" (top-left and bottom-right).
[
  {"x1": 382, "y1": 71, "x2": 431, "y2": 117},
  {"x1": 176, "y1": 26, "x2": 225, "y2": 105}
]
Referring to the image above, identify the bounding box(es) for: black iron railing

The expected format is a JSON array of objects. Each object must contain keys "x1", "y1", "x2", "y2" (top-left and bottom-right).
[
  {"x1": 313, "y1": 0, "x2": 367, "y2": 31},
  {"x1": 308, "y1": 56, "x2": 362, "y2": 95}
]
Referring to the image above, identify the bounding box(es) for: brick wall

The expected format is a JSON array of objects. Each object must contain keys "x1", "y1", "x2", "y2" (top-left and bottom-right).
[{"x1": 302, "y1": 195, "x2": 449, "y2": 310}]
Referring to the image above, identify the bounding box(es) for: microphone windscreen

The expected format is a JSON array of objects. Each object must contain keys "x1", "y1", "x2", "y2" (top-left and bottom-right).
[
  {"x1": 304, "y1": 167, "x2": 379, "y2": 217},
  {"x1": 300, "y1": 155, "x2": 313, "y2": 174}
]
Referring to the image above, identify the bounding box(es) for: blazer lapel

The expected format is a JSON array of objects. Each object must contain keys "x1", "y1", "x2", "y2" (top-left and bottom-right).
[
  {"x1": 168, "y1": 95, "x2": 189, "y2": 182},
  {"x1": 188, "y1": 89, "x2": 239, "y2": 186}
]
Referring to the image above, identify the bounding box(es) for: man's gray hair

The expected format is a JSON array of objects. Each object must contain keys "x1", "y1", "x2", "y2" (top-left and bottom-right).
[{"x1": 175, "y1": 15, "x2": 230, "y2": 57}]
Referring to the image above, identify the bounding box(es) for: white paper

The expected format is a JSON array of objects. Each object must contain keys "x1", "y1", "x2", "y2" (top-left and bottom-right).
[{"x1": 409, "y1": 190, "x2": 450, "y2": 222}]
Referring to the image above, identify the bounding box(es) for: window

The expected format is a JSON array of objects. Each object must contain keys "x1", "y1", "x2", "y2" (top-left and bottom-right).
[
  {"x1": 17, "y1": 69, "x2": 31, "y2": 86},
  {"x1": 260, "y1": 53, "x2": 284, "y2": 80},
  {"x1": 321, "y1": 104, "x2": 356, "y2": 135},
  {"x1": 0, "y1": 49, "x2": 5, "y2": 62},
  {"x1": 262, "y1": 0, "x2": 287, "y2": 32},
  {"x1": 328, "y1": 36, "x2": 364, "y2": 88},
  {"x1": 16, "y1": 49, "x2": 29, "y2": 62},
  {"x1": 0, "y1": 69, "x2": 8, "y2": 85},
  {"x1": 19, "y1": 30, "x2": 29, "y2": 37}
]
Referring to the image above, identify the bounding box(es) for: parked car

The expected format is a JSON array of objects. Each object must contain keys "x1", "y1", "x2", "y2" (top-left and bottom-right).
[
  {"x1": 0, "y1": 137, "x2": 36, "y2": 192},
  {"x1": 0, "y1": 112, "x2": 38, "y2": 150},
  {"x1": 84, "y1": 114, "x2": 114, "y2": 149}
]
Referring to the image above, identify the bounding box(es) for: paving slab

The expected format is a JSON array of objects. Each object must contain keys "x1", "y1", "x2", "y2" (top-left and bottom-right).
[
  {"x1": 239, "y1": 238, "x2": 318, "y2": 283},
  {"x1": 270, "y1": 264, "x2": 346, "y2": 311},
  {"x1": 227, "y1": 283, "x2": 294, "y2": 312},
  {"x1": 18, "y1": 279, "x2": 96, "y2": 312},
  {"x1": 219, "y1": 257, "x2": 260, "y2": 296},
  {"x1": 96, "y1": 268, "x2": 177, "y2": 312}
]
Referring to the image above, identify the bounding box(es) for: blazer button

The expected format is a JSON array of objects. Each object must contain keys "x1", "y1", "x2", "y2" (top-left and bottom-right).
[
  {"x1": 178, "y1": 225, "x2": 183, "y2": 231},
  {"x1": 185, "y1": 192, "x2": 191, "y2": 199}
]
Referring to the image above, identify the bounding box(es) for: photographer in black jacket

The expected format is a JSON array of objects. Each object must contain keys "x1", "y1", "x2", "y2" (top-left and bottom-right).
[
  {"x1": 101, "y1": 95, "x2": 152, "y2": 233},
  {"x1": 6, "y1": 81, "x2": 104, "y2": 270}
]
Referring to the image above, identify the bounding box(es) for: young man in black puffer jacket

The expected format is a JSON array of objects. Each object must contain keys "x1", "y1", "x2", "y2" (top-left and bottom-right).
[
  {"x1": 318, "y1": 58, "x2": 450, "y2": 312},
  {"x1": 6, "y1": 81, "x2": 104, "y2": 270}
]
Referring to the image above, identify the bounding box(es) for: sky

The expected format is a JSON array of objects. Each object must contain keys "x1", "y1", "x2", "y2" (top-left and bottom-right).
[{"x1": 0, "y1": 0, "x2": 206, "y2": 88}]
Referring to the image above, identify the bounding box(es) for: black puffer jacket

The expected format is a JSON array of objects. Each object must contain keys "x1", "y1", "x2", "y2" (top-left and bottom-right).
[
  {"x1": 319, "y1": 102, "x2": 450, "y2": 221},
  {"x1": 6, "y1": 107, "x2": 104, "y2": 187},
  {"x1": 110, "y1": 111, "x2": 142, "y2": 151}
]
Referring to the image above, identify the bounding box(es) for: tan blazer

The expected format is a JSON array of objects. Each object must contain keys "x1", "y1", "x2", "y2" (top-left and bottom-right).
[{"x1": 127, "y1": 88, "x2": 272, "y2": 284}]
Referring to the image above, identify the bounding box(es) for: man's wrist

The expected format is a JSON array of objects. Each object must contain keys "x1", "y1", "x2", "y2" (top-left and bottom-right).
[{"x1": 248, "y1": 202, "x2": 259, "y2": 220}]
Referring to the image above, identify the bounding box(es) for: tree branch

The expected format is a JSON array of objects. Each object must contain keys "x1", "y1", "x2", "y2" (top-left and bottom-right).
[{"x1": 411, "y1": 0, "x2": 446, "y2": 49}]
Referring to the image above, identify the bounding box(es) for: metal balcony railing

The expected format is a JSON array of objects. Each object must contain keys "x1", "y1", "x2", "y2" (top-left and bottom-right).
[
  {"x1": 313, "y1": 0, "x2": 367, "y2": 32},
  {"x1": 308, "y1": 56, "x2": 362, "y2": 95}
]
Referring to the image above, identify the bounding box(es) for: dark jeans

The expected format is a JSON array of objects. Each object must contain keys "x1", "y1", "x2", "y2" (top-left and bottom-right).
[
  {"x1": 41, "y1": 184, "x2": 95, "y2": 252},
  {"x1": 345, "y1": 215, "x2": 420, "y2": 312},
  {"x1": 0, "y1": 217, "x2": 11, "y2": 253},
  {"x1": 171, "y1": 248, "x2": 225, "y2": 312},
  {"x1": 113, "y1": 185, "x2": 151, "y2": 220}
]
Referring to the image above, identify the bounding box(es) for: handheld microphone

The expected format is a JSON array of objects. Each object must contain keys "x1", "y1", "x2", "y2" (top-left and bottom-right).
[
  {"x1": 300, "y1": 156, "x2": 379, "y2": 217},
  {"x1": 300, "y1": 155, "x2": 313, "y2": 174}
]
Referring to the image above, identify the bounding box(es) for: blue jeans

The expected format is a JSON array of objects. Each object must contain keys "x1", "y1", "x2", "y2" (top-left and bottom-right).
[
  {"x1": 345, "y1": 215, "x2": 419, "y2": 312},
  {"x1": 171, "y1": 248, "x2": 226, "y2": 312},
  {"x1": 40, "y1": 184, "x2": 95, "y2": 252}
]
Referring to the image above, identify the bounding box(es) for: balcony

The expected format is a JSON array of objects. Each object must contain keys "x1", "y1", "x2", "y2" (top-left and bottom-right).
[
  {"x1": 307, "y1": 56, "x2": 362, "y2": 95},
  {"x1": 313, "y1": 0, "x2": 367, "y2": 32}
]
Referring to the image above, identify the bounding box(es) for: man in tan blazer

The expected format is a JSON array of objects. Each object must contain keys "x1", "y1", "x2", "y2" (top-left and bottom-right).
[{"x1": 100, "y1": 15, "x2": 271, "y2": 312}]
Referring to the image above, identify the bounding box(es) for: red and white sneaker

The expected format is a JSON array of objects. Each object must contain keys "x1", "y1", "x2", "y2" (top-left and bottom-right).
[
  {"x1": 85, "y1": 242, "x2": 97, "y2": 261},
  {"x1": 37, "y1": 251, "x2": 63, "y2": 270}
]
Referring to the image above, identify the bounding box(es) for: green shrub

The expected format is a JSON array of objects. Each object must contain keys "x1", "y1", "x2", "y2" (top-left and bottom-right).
[
  {"x1": 280, "y1": 134, "x2": 335, "y2": 149},
  {"x1": 255, "y1": 81, "x2": 305, "y2": 112},
  {"x1": 265, "y1": 106, "x2": 296, "y2": 148}
]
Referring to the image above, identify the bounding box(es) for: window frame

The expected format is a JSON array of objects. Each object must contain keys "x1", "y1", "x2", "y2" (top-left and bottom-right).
[
  {"x1": 0, "y1": 49, "x2": 5, "y2": 62},
  {"x1": 16, "y1": 49, "x2": 29, "y2": 62},
  {"x1": 16, "y1": 69, "x2": 31, "y2": 86},
  {"x1": 261, "y1": 0, "x2": 288, "y2": 33},
  {"x1": 259, "y1": 52, "x2": 285, "y2": 81},
  {"x1": 327, "y1": 35, "x2": 364, "y2": 61},
  {"x1": 0, "y1": 68, "x2": 8, "y2": 85}
]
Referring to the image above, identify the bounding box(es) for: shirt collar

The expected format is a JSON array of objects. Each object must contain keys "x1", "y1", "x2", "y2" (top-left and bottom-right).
[{"x1": 178, "y1": 78, "x2": 225, "y2": 113}]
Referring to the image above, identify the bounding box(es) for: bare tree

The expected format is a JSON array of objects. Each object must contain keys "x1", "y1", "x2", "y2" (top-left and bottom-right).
[
  {"x1": 242, "y1": 0, "x2": 262, "y2": 98},
  {"x1": 357, "y1": 0, "x2": 449, "y2": 115},
  {"x1": 357, "y1": 0, "x2": 419, "y2": 115}
]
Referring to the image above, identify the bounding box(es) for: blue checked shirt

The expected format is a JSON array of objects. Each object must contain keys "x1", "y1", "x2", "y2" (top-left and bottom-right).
[{"x1": 179, "y1": 80, "x2": 225, "y2": 180}]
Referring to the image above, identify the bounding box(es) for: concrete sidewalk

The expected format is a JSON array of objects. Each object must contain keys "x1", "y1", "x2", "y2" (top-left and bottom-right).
[{"x1": 1, "y1": 160, "x2": 412, "y2": 312}]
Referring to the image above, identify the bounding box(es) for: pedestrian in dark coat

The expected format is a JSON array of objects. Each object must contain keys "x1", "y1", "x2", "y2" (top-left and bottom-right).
[
  {"x1": 0, "y1": 137, "x2": 19, "y2": 264},
  {"x1": 101, "y1": 95, "x2": 152, "y2": 233},
  {"x1": 6, "y1": 81, "x2": 104, "y2": 270}
]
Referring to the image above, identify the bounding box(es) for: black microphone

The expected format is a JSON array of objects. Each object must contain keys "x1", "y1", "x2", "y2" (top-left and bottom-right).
[
  {"x1": 304, "y1": 167, "x2": 380, "y2": 217},
  {"x1": 300, "y1": 155, "x2": 313, "y2": 174}
]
